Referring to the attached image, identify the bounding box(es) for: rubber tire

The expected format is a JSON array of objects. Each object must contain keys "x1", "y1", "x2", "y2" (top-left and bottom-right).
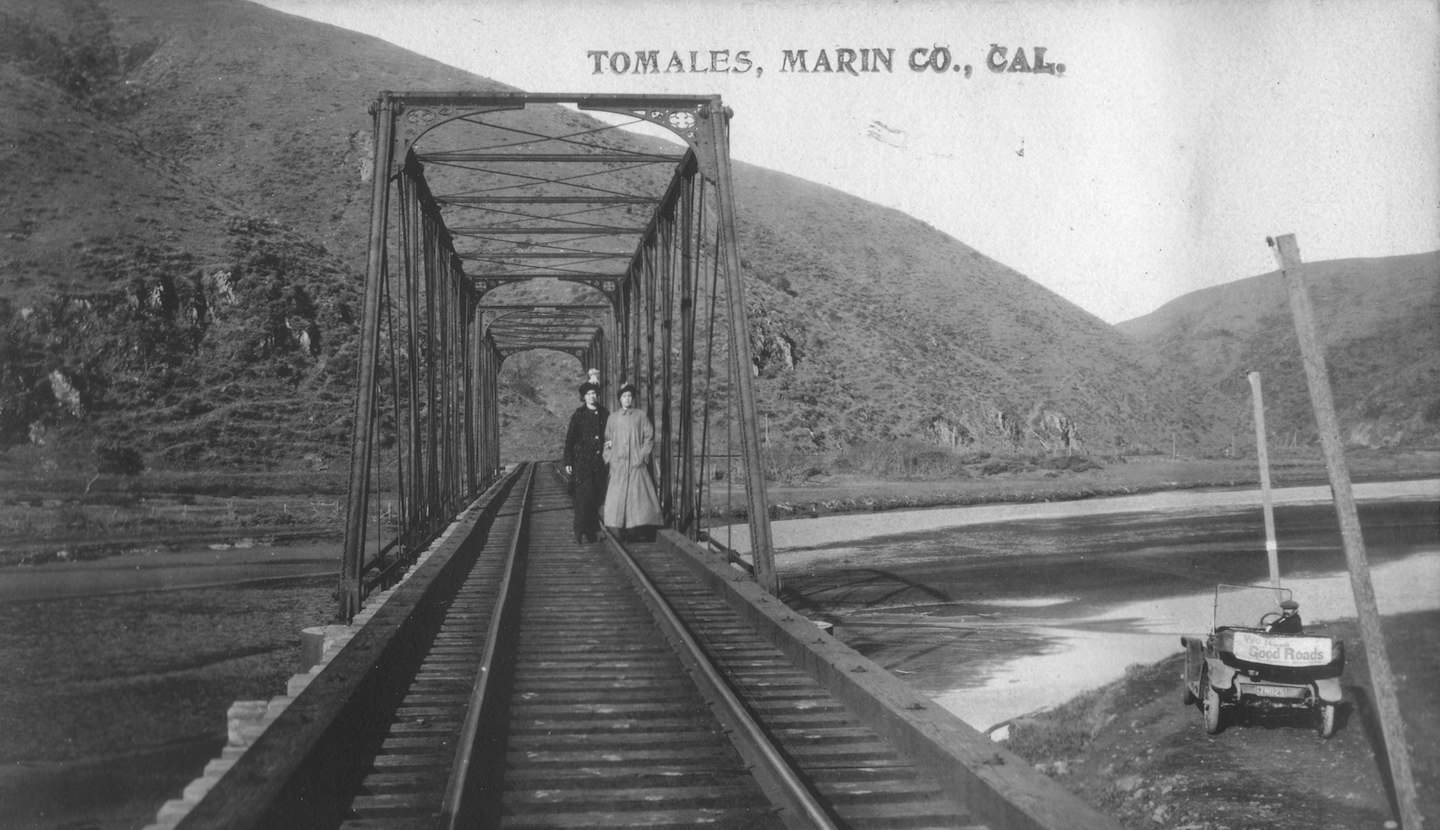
[
  {"x1": 1318, "y1": 703, "x2": 1337, "y2": 738},
  {"x1": 1204, "y1": 683, "x2": 1223, "y2": 734}
]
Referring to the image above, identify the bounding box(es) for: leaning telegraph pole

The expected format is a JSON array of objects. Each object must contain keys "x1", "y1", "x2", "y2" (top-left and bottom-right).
[{"x1": 1268, "y1": 234, "x2": 1421, "y2": 829}]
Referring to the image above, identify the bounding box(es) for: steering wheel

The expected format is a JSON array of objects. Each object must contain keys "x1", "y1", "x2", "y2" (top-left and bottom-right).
[{"x1": 1258, "y1": 611, "x2": 1282, "y2": 629}]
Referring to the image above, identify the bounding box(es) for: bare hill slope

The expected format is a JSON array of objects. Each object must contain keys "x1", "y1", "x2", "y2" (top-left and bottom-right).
[
  {"x1": 1117, "y1": 251, "x2": 1440, "y2": 450},
  {"x1": 730, "y1": 167, "x2": 1224, "y2": 455}
]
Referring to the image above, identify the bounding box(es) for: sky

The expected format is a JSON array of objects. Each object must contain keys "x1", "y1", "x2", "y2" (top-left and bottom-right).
[{"x1": 253, "y1": 0, "x2": 1440, "y2": 324}]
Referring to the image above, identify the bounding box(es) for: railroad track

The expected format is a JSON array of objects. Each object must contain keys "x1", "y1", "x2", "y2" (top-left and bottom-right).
[
  {"x1": 157, "y1": 460, "x2": 1122, "y2": 830},
  {"x1": 335, "y1": 462, "x2": 982, "y2": 829}
]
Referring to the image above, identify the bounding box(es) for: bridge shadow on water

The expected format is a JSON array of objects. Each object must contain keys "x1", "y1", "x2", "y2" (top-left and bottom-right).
[{"x1": 778, "y1": 565, "x2": 1064, "y2": 695}]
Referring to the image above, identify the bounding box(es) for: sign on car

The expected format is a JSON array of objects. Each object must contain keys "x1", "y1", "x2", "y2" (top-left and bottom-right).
[{"x1": 1231, "y1": 631, "x2": 1333, "y2": 666}]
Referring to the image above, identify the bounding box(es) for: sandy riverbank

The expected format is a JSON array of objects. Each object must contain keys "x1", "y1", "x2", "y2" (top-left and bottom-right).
[{"x1": 717, "y1": 478, "x2": 1440, "y2": 561}]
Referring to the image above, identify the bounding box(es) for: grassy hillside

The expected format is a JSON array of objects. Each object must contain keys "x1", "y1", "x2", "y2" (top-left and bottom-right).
[
  {"x1": 732, "y1": 168, "x2": 1226, "y2": 458},
  {"x1": 0, "y1": 0, "x2": 505, "y2": 470},
  {"x1": 7, "y1": 0, "x2": 1415, "y2": 486},
  {"x1": 1117, "y1": 252, "x2": 1440, "y2": 451}
]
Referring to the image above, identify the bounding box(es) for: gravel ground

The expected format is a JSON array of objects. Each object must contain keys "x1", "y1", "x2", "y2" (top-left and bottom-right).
[{"x1": 1003, "y1": 612, "x2": 1438, "y2": 830}]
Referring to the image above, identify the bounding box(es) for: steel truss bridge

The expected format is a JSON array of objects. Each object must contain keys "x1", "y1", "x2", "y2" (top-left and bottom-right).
[
  {"x1": 340, "y1": 92, "x2": 779, "y2": 619},
  {"x1": 144, "y1": 93, "x2": 1122, "y2": 830}
]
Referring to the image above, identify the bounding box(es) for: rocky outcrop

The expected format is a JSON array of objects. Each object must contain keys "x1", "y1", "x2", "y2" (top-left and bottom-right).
[{"x1": 1, "y1": 223, "x2": 360, "y2": 464}]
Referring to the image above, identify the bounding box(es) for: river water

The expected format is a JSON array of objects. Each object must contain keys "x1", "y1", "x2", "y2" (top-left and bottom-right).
[
  {"x1": 730, "y1": 479, "x2": 1440, "y2": 733},
  {"x1": 3, "y1": 480, "x2": 1434, "y2": 739}
]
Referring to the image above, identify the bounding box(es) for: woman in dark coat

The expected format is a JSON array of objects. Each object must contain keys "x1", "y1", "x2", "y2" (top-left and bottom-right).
[{"x1": 563, "y1": 381, "x2": 609, "y2": 544}]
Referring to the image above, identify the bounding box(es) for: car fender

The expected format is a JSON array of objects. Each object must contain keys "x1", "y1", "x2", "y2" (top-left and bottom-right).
[
  {"x1": 1314, "y1": 677, "x2": 1343, "y2": 703},
  {"x1": 1203, "y1": 657, "x2": 1237, "y2": 690}
]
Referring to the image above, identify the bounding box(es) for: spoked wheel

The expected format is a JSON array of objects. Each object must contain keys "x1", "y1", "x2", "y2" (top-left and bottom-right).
[
  {"x1": 1203, "y1": 681, "x2": 1223, "y2": 734},
  {"x1": 1317, "y1": 703, "x2": 1337, "y2": 738}
]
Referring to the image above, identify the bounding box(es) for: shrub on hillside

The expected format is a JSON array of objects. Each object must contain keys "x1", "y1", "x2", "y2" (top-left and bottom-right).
[
  {"x1": 0, "y1": 2, "x2": 156, "y2": 114},
  {"x1": 835, "y1": 439, "x2": 970, "y2": 478},
  {"x1": 1039, "y1": 455, "x2": 1103, "y2": 474},
  {"x1": 0, "y1": 300, "x2": 53, "y2": 444},
  {"x1": 94, "y1": 443, "x2": 143, "y2": 476},
  {"x1": 0, "y1": 219, "x2": 363, "y2": 468},
  {"x1": 979, "y1": 456, "x2": 1031, "y2": 476},
  {"x1": 761, "y1": 445, "x2": 820, "y2": 483}
]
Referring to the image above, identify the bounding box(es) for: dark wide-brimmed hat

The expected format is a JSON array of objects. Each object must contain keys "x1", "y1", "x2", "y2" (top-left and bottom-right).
[
  {"x1": 1280, "y1": 599, "x2": 1299, "y2": 610},
  {"x1": 618, "y1": 381, "x2": 638, "y2": 397},
  {"x1": 577, "y1": 382, "x2": 601, "y2": 399}
]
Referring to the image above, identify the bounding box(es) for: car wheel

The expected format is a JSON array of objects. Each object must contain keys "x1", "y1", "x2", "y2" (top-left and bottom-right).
[
  {"x1": 1317, "y1": 703, "x2": 1336, "y2": 738},
  {"x1": 1204, "y1": 682, "x2": 1223, "y2": 734}
]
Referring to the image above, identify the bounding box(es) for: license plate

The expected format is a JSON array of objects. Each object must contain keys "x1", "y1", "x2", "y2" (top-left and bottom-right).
[{"x1": 1247, "y1": 684, "x2": 1305, "y2": 699}]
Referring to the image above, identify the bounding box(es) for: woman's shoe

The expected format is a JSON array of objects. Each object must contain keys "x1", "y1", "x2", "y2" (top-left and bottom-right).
[{"x1": 574, "y1": 535, "x2": 583, "y2": 545}]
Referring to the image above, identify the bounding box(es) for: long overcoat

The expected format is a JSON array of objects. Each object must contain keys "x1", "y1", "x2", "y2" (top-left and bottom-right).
[
  {"x1": 564, "y1": 404, "x2": 609, "y2": 484},
  {"x1": 601, "y1": 406, "x2": 664, "y2": 528},
  {"x1": 564, "y1": 404, "x2": 609, "y2": 536}
]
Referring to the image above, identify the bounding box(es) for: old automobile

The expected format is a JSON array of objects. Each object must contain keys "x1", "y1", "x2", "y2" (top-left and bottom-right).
[{"x1": 1181, "y1": 583, "x2": 1344, "y2": 737}]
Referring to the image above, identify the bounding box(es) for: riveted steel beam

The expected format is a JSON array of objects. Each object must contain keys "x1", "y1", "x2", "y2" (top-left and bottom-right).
[
  {"x1": 419, "y1": 152, "x2": 682, "y2": 164},
  {"x1": 448, "y1": 226, "x2": 647, "y2": 235},
  {"x1": 437, "y1": 195, "x2": 660, "y2": 205},
  {"x1": 459, "y1": 251, "x2": 631, "y2": 260}
]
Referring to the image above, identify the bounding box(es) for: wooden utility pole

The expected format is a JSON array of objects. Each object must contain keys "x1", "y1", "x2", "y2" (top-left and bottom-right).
[
  {"x1": 1246, "y1": 371, "x2": 1280, "y2": 590},
  {"x1": 1268, "y1": 234, "x2": 1422, "y2": 829}
]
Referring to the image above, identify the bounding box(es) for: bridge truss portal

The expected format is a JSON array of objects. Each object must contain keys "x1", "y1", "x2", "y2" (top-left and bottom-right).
[{"x1": 339, "y1": 92, "x2": 777, "y2": 619}]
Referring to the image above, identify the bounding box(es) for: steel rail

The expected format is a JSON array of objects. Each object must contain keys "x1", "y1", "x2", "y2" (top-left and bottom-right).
[
  {"x1": 431, "y1": 463, "x2": 836, "y2": 829},
  {"x1": 440, "y1": 462, "x2": 535, "y2": 828},
  {"x1": 603, "y1": 528, "x2": 842, "y2": 830},
  {"x1": 158, "y1": 460, "x2": 1112, "y2": 830}
]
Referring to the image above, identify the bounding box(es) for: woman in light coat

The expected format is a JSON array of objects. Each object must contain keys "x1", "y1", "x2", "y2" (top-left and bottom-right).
[{"x1": 602, "y1": 381, "x2": 663, "y2": 540}]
